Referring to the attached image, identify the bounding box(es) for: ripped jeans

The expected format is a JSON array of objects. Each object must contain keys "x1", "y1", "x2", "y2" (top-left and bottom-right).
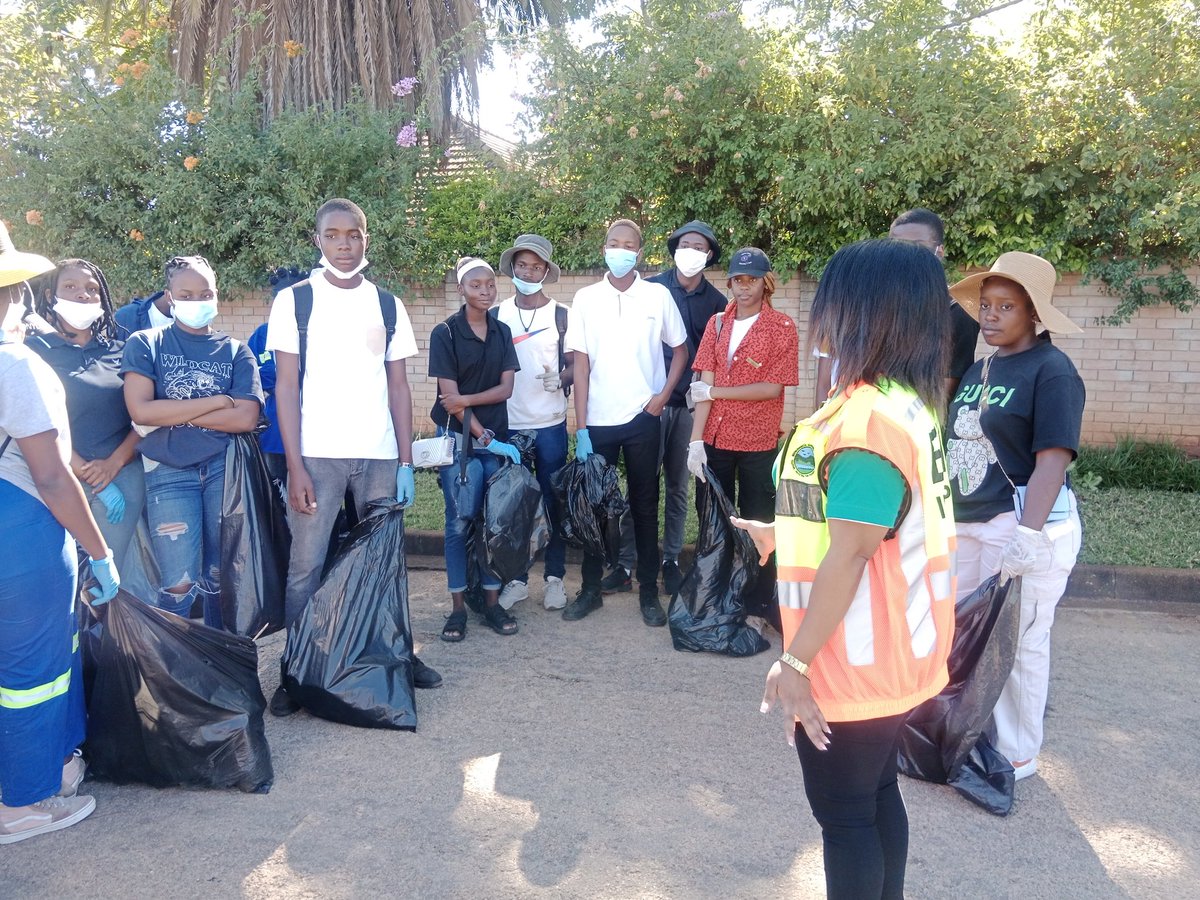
[{"x1": 144, "y1": 453, "x2": 226, "y2": 628}]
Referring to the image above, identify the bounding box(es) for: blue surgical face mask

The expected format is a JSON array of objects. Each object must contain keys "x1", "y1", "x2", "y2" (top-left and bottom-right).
[
  {"x1": 604, "y1": 247, "x2": 639, "y2": 278},
  {"x1": 172, "y1": 298, "x2": 219, "y2": 328},
  {"x1": 511, "y1": 275, "x2": 544, "y2": 296}
]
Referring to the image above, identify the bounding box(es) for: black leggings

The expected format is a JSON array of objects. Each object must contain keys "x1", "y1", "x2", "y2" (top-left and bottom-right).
[{"x1": 795, "y1": 713, "x2": 909, "y2": 900}]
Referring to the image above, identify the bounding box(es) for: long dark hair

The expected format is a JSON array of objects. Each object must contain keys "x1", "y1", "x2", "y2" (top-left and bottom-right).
[
  {"x1": 32, "y1": 258, "x2": 119, "y2": 345},
  {"x1": 810, "y1": 240, "x2": 949, "y2": 416}
]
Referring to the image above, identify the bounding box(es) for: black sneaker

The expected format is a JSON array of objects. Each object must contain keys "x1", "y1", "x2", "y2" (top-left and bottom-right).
[
  {"x1": 413, "y1": 656, "x2": 443, "y2": 689},
  {"x1": 600, "y1": 566, "x2": 632, "y2": 594},
  {"x1": 661, "y1": 560, "x2": 683, "y2": 596},
  {"x1": 562, "y1": 586, "x2": 603, "y2": 621},
  {"x1": 639, "y1": 590, "x2": 667, "y2": 627},
  {"x1": 269, "y1": 685, "x2": 301, "y2": 717}
]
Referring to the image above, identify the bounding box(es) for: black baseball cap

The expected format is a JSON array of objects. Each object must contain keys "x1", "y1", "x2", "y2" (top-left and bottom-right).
[{"x1": 727, "y1": 247, "x2": 772, "y2": 278}]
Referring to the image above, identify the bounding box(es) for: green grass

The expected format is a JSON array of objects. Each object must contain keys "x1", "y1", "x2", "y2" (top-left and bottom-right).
[
  {"x1": 407, "y1": 469, "x2": 1199, "y2": 570},
  {"x1": 1075, "y1": 439, "x2": 1200, "y2": 492}
]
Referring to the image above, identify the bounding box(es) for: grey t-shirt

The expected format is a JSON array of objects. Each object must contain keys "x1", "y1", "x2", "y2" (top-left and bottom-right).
[
  {"x1": 0, "y1": 341, "x2": 73, "y2": 503},
  {"x1": 26, "y1": 332, "x2": 132, "y2": 461}
]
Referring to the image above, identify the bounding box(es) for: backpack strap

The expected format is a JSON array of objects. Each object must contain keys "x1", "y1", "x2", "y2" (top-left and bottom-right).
[
  {"x1": 378, "y1": 288, "x2": 397, "y2": 354},
  {"x1": 0, "y1": 436, "x2": 10, "y2": 459},
  {"x1": 292, "y1": 281, "x2": 314, "y2": 389},
  {"x1": 555, "y1": 303, "x2": 570, "y2": 398}
]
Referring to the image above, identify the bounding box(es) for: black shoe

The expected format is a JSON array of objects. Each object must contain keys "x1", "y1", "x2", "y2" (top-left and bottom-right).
[
  {"x1": 562, "y1": 586, "x2": 603, "y2": 621},
  {"x1": 661, "y1": 560, "x2": 683, "y2": 596},
  {"x1": 639, "y1": 590, "x2": 667, "y2": 627},
  {"x1": 269, "y1": 685, "x2": 301, "y2": 717},
  {"x1": 600, "y1": 567, "x2": 632, "y2": 595},
  {"x1": 413, "y1": 655, "x2": 443, "y2": 689}
]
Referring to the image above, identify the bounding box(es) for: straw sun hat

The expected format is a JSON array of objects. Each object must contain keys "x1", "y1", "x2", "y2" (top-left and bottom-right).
[
  {"x1": 0, "y1": 220, "x2": 54, "y2": 289},
  {"x1": 949, "y1": 251, "x2": 1082, "y2": 334}
]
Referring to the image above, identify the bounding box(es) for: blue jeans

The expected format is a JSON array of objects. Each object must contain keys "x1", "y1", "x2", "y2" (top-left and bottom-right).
[
  {"x1": 0, "y1": 480, "x2": 84, "y2": 807},
  {"x1": 439, "y1": 432, "x2": 502, "y2": 593},
  {"x1": 86, "y1": 459, "x2": 146, "y2": 578},
  {"x1": 144, "y1": 453, "x2": 226, "y2": 628},
  {"x1": 513, "y1": 423, "x2": 567, "y2": 582}
]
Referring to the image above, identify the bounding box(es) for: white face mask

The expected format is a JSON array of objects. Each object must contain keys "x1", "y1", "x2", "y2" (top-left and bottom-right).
[
  {"x1": 172, "y1": 298, "x2": 219, "y2": 329},
  {"x1": 673, "y1": 247, "x2": 709, "y2": 278},
  {"x1": 53, "y1": 298, "x2": 104, "y2": 331},
  {"x1": 318, "y1": 253, "x2": 370, "y2": 278}
]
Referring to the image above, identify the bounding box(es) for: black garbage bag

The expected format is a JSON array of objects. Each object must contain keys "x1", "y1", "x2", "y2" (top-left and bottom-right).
[
  {"x1": 484, "y1": 459, "x2": 549, "y2": 586},
  {"x1": 669, "y1": 469, "x2": 770, "y2": 657},
  {"x1": 282, "y1": 499, "x2": 417, "y2": 730},
  {"x1": 551, "y1": 454, "x2": 629, "y2": 566},
  {"x1": 897, "y1": 575, "x2": 1021, "y2": 814},
  {"x1": 85, "y1": 592, "x2": 274, "y2": 793},
  {"x1": 220, "y1": 433, "x2": 290, "y2": 638}
]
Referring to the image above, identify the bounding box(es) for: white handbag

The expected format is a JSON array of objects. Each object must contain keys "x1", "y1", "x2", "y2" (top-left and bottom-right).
[{"x1": 411, "y1": 434, "x2": 455, "y2": 469}]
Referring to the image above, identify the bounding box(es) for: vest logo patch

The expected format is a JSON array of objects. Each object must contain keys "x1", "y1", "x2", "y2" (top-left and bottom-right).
[{"x1": 793, "y1": 444, "x2": 816, "y2": 476}]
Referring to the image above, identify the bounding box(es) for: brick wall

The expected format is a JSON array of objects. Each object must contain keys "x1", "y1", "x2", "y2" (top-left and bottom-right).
[{"x1": 216, "y1": 266, "x2": 1200, "y2": 451}]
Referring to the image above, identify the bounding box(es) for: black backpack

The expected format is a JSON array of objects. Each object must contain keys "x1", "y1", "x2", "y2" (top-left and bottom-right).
[
  {"x1": 292, "y1": 280, "x2": 397, "y2": 388},
  {"x1": 488, "y1": 302, "x2": 570, "y2": 397}
]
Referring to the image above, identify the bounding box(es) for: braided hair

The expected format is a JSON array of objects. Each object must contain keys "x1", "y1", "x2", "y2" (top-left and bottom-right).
[
  {"x1": 164, "y1": 254, "x2": 217, "y2": 289},
  {"x1": 32, "y1": 258, "x2": 119, "y2": 345}
]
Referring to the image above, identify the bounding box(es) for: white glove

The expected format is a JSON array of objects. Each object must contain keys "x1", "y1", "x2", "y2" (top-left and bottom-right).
[
  {"x1": 687, "y1": 440, "x2": 708, "y2": 483},
  {"x1": 538, "y1": 365, "x2": 562, "y2": 393},
  {"x1": 688, "y1": 380, "x2": 713, "y2": 404},
  {"x1": 999, "y1": 525, "x2": 1050, "y2": 584}
]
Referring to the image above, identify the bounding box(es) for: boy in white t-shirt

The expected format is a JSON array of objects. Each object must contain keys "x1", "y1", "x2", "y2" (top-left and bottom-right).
[
  {"x1": 492, "y1": 235, "x2": 574, "y2": 611},
  {"x1": 266, "y1": 198, "x2": 436, "y2": 716}
]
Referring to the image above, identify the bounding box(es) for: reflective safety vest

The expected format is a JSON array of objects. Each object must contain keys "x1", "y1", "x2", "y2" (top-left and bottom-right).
[{"x1": 775, "y1": 381, "x2": 956, "y2": 722}]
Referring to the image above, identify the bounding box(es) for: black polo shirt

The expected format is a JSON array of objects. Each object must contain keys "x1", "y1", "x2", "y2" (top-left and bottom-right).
[
  {"x1": 428, "y1": 305, "x2": 520, "y2": 438},
  {"x1": 649, "y1": 268, "x2": 729, "y2": 407},
  {"x1": 25, "y1": 331, "x2": 133, "y2": 460}
]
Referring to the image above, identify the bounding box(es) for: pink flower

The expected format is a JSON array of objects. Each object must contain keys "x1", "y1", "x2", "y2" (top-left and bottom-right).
[
  {"x1": 391, "y1": 77, "x2": 419, "y2": 98},
  {"x1": 396, "y1": 122, "x2": 418, "y2": 147}
]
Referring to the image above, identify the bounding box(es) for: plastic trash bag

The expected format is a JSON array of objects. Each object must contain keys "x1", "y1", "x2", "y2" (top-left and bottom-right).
[
  {"x1": 668, "y1": 469, "x2": 770, "y2": 657},
  {"x1": 220, "y1": 433, "x2": 289, "y2": 637},
  {"x1": 551, "y1": 454, "x2": 629, "y2": 567},
  {"x1": 282, "y1": 499, "x2": 417, "y2": 730},
  {"x1": 897, "y1": 575, "x2": 1020, "y2": 815},
  {"x1": 484, "y1": 459, "x2": 549, "y2": 586},
  {"x1": 85, "y1": 591, "x2": 274, "y2": 793}
]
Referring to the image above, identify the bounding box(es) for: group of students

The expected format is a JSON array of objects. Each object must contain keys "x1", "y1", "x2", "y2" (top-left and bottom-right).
[{"x1": 2, "y1": 198, "x2": 1086, "y2": 899}]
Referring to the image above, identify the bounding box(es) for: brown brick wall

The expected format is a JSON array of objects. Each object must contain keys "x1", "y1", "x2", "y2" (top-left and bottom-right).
[{"x1": 217, "y1": 267, "x2": 1200, "y2": 451}]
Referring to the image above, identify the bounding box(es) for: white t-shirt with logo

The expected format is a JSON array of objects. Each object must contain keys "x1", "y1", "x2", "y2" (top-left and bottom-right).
[
  {"x1": 267, "y1": 271, "x2": 418, "y2": 459},
  {"x1": 494, "y1": 296, "x2": 568, "y2": 430},
  {"x1": 727, "y1": 313, "x2": 759, "y2": 364},
  {"x1": 565, "y1": 273, "x2": 687, "y2": 427}
]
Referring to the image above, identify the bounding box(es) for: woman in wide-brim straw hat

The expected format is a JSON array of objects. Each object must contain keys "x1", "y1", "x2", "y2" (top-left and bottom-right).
[
  {"x1": 944, "y1": 250, "x2": 1085, "y2": 783},
  {"x1": 0, "y1": 220, "x2": 119, "y2": 844}
]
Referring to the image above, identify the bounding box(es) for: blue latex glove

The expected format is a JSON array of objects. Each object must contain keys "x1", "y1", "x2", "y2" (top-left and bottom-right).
[
  {"x1": 487, "y1": 439, "x2": 522, "y2": 465},
  {"x1": 88, "y1": 554, "x2": 120, "y2": 605},
  {"x1": 395, "y1": 465, "x2": 416, "y2": 509},
  {"x1": 574, "y1": 428, "x2": 592, "y2": 461},
  {"x1": 95, "y1": 483, "x2": 126, "y2": 524}
]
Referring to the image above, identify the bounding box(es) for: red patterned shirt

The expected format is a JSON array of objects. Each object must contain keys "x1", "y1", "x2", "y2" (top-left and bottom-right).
[{"x1": 693, "y1": 303, "x2": 799, "y2": 451}]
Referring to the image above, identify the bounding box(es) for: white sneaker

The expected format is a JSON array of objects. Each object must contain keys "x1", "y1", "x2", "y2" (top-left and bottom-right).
[
  {"x1": 543, "y1": 576, "x2": 568, "y2": 610},
  {"x1": 1012, "y1": 758, "x2": 1038, "y2": 781},
  {"x1": 0, "y1": 794, "x2": 96, "y2": 845},
  {"x1": 59, "y1": 750, "x2": 86, "y2": 797},
  {"x1": 498, "y1": 581, "x2": 530, "y2": 610}
]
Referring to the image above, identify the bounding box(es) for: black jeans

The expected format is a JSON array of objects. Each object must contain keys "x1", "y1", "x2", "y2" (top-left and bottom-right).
[
  {"x1": 795, "y1": 713, "x2": 910, "y2": 900},
  {"x1": 583, "y1": 412, "x2": 662, "y2": 594},
  {"x1": 705, "y1": 444, "x2": 779, "y2": 624}
]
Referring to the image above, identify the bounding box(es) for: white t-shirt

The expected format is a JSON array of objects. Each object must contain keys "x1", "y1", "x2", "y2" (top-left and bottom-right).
[
  {"x1": 0, "y1": 342, "x2": 72, "y2": 503},
  {"x1": 727, "y1": 313, "x2": 759, "y2": 364},
  {"x1": 565, "y1": 273, "x2": 687, "y2": 427},
  {"x1": 267, "y1": 271, "x2": 418, "y2": 459},
  {"x1": 494, "y1": 296, "x2": 568, "y2": 430}
]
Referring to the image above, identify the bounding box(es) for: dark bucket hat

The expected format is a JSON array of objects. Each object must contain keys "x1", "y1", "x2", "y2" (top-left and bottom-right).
[{"x1": 666, "y1": 220, "x2": 722, "y2": 267}]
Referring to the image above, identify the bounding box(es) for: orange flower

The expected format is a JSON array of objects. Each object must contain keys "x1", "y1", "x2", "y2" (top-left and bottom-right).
[
  {"x1": 129, "y1": 229, "x2": 145, "y2": 242},
  {"x1": 114, "y1": 75, "x2": 125, "y2": 86},
  {"x1": 129, "y1": 61, "x2": 150, "y2": 80},
  {"x1": 284, "y1": 40, "x2": 304, "y2": 58},
  {"x1": 119, "y1": 28, "x2": 142, "y2": 46},
  {"x1": 25, "y1": 210, "x2": 44, "y2": 226},
  {"x1": 183, "y1": 156, "x2": 200, "y2": 171},
  {"x1": 185, "y1": 110, "x2": 204, "y2": 125}
]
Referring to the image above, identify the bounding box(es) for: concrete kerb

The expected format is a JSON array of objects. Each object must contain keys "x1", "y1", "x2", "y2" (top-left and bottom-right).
[{"x1": 404, "y1": 529, "x2": 1200, "y2": 612}]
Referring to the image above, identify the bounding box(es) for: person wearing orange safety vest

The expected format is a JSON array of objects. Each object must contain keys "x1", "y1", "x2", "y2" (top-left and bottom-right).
[{"x1": 738, "y1": 240, "x2": 956, "y2": 900}]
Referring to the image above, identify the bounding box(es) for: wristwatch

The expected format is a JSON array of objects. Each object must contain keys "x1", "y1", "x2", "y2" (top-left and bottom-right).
[
  {"x1": 780, "y1": 651, "x2": 811, "y2": 679},
  {"x1": 479, "y1": 428, "x2": 495, "y2": 447}
]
